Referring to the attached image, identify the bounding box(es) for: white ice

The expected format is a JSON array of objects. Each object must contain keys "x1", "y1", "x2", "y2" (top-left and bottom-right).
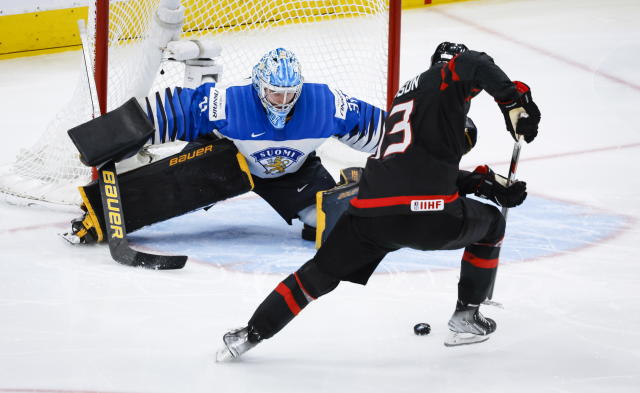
[{"x1": 1, "y1": 0, "x2": 640, "y2": 392}]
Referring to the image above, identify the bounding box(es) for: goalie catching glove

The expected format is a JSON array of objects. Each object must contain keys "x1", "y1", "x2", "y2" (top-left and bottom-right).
[
  {"x1": 497, "y1": 81, "x2": 541, "y2": 143},
  {"x1": 458, "y1": 165, "x2": 527, "y2": 208}
]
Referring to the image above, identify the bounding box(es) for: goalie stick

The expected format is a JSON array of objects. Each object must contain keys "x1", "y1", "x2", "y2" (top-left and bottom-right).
[
  {"x1": 486, "y1": 134, "x2": 523, "y2": 300},
  {"x1": 96, "y1": 161, "x2": 187, "y2": 269},
  {"x1": 77, "y1": 20, "x2": 187, "y2": 270}
]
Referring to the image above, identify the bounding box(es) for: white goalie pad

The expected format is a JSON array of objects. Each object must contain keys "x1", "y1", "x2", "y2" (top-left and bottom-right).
[
  {"x1": 184, "y1": 59, "x2": 223, "y2": 87},
  {"x1": 165, "y1": 40, "x2": 224, "y2": 87},
  {"x1": 166, "y1": 40, "x2": 223, "y2": 61}
]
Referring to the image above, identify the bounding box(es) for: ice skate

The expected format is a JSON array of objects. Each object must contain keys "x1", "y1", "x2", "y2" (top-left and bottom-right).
[
  {"x1": 444, "y1": 301, "x2": 496, "y2": 347},
  {"x1": 215, "y1": 326, "x2": 262, "y2": 362}
]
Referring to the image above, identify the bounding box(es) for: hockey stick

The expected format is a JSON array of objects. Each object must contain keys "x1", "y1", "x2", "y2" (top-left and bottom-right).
[
  {"x1": 78, "y1": 20, "x2": 187, "y2": 269},
  {"x1": 486, "y1": 134, "x2": 523, "y2": 299},
  {"x1": 96, "y1": 161, "x2": 187, "y2": 269}
]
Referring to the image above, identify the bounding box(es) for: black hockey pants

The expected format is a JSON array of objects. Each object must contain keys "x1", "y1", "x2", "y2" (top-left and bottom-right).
[{"x1": 248, "y1": 197, "x2": 505, "y2": 339}]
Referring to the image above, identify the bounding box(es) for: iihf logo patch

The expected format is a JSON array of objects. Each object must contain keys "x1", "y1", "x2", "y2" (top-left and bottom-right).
[
  {"x1": 251, "y1": 147, "x2": 304, "y2": 175},
  {"x1": 410, "y1": 199, "x2": 444, "y2": 211}
]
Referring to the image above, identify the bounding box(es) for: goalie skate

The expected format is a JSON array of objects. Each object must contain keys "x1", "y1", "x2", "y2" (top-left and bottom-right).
[
  {"x1": 444, "y1": 301, "x2": 496, "y2": 347},
  {"x1": 60, "y1": 232, "x2": 81, "y2": 245},
  {"x1": 215, "y1": 326, "x2": 261, "y2": 362}
]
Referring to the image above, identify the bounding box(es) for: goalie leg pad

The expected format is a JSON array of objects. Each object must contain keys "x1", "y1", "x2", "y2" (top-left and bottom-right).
[
  {"x1": 315, "y1": 167, "x2": 363, "y2": 248},
  {"x1": 73, "y1": 138, "x2": 253, "y2": 242}
]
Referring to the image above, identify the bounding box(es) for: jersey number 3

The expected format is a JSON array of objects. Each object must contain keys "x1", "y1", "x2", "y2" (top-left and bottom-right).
[{"x1": 375, "y1": 100, "x2": 414, "y2": 159}]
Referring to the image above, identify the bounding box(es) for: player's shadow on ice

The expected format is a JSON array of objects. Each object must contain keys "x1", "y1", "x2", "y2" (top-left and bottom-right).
[{"x1": 130, "y1": 223, "x2": 310, "y2": 247}]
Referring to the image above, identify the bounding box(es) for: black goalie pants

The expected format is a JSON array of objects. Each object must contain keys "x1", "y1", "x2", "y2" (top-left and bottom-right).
[
  {"x1": 185, "y1": 134, "x2": 336, "y2": 225},
  {"x1": 248, "y1": 197, "x2": 506, "y2": 339}
]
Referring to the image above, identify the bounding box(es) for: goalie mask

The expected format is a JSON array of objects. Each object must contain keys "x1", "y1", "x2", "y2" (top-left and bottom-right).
[
  {"x1": 430, "y1": 41, "x2": 469, "y2": 66},
  {"x1": 252, "y1": 48, "x2": 304, "y2": 129}
]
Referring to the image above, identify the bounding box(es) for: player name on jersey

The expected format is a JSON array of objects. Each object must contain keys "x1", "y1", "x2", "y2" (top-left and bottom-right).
[{"x1": 395, "y1": 75, "x2": 420, "y2": 97}]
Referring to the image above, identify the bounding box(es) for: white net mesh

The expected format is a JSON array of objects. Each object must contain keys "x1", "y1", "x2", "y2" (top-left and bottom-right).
[{"x1": 0, "y1": 0, "x2": 390, "y2": 206}]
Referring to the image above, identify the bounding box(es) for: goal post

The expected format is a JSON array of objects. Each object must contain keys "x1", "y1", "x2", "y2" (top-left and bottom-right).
[
  {"x1": 94, "y1": 0, "x2": 109, "y2": 116},
  {"x1": 0, "y1": 0, "x2": 401, "y2": 206},
  {"x1": 387, "y1": 0, "x2": 401, "y2": 110}
]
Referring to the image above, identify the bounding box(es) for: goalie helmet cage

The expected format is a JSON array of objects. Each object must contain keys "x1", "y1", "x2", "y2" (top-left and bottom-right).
[{"x1": 0, "y1": 0, "x2": 401, "y2": 206}]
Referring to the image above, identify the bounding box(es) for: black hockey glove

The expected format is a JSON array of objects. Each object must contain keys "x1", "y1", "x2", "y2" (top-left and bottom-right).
[
  {"x1": 467, "y1": 165, "x2": 527, "y2": 208},
  {"x1": 497, "y1": 81, "x2": 541, "y2": 143}
]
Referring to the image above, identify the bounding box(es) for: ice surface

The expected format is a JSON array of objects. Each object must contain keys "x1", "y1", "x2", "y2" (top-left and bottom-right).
[{"x1": 1, "y1": 0, "x2": 639, "y2": 392}]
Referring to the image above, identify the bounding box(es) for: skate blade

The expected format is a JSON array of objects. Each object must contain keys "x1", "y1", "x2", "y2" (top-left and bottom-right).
[
  {"x1": 215, "y1": 346, "x2": 236, "y2": 362},
  {"x1": 444, "y1": 331, "x2": 491, "y2": 347},
  {"x1": 59, "y1": 232, "x2": 81, "y2": 245},
  {"x1": 481, "y1": 299, "x2": 504, "y2": 308}
]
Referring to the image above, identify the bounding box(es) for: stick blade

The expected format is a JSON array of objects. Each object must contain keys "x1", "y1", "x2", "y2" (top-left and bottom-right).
[
  {"x1": 109, "y1": 238, "x2": 187, "y2": 270},
  {"x1": 123, "y1": 251, "x2": 187, "y2": 270}
]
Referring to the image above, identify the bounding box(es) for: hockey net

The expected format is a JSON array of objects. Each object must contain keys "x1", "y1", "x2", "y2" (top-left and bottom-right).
[{"x1": 0, "y1": 0, "x2": 397, "y2": 206}]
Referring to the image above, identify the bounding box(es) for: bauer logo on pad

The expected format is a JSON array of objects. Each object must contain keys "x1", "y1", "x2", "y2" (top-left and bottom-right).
[{"x1": 410, "y1": 199, "x2": 444, "y2": 212}]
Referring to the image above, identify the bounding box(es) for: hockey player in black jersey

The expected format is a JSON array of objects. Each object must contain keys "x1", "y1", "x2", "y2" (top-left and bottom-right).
[{"x1": 216, "y1": 42, "x2": 541, "y2": 360}]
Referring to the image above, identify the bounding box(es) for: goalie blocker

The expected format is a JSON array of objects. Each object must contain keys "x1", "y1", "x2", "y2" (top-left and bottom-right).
[
  {"x1": 315, "y1": 167, "x2": 363, "y2": 248},
  {"x1": 67, "y1": 137, "x2": 254, "y2": 244}
]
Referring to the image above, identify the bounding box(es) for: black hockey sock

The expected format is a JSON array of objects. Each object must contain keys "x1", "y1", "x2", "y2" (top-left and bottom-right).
[
  {"x1": 248, "y1": 273, "x2": 316, "y2": 339},
  {"x1": 458, "y1": 241, "x2": 501, "y2": 304}
]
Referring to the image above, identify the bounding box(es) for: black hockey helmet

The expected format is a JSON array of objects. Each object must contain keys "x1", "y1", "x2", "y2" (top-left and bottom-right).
[{"x1": 431, "y1": 42, "x2": 469, "y2": 65}]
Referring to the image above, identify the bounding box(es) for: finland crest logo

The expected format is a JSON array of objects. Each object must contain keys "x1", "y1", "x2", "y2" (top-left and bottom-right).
[{"x1": 251, "y1": 147, "x2": 304, "y2": 175}]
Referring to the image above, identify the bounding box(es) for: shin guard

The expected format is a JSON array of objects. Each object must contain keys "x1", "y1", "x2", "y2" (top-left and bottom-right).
[
  {"x1": 459, "y1": 241, "x2": 502, "y2": 304},
  {"x1": 249, "y1": 260, "x2": 339, "y2": 339},
  {"x1": 248, "y1": 273, "x2": 314, "y2": 339}
]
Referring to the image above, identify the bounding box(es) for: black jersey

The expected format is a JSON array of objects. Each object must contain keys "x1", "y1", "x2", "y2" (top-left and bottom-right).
[{"x1": 350, "y1": 50, "x2": 521, "y2": 217}]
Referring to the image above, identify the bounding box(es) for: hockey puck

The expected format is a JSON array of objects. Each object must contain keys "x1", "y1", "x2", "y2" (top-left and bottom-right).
[{"x1": 413, "y1": 322, "x2": 431, "y2": 336}]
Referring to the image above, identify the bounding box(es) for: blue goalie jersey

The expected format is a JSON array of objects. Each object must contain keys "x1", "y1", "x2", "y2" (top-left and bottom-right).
[{"x1": 144, "y1": 80, "x2": 386, "y2": 179}]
